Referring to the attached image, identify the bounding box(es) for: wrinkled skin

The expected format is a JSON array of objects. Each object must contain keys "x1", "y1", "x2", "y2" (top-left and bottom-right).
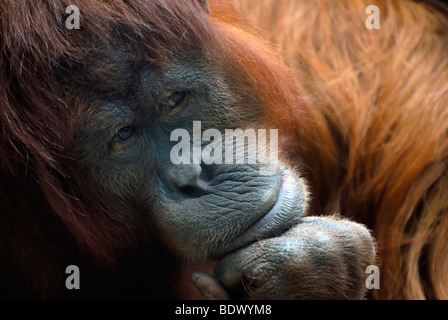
[
  {"x1": 63, "y1": 38, "x2": 375, "y2": 300},
  {"x1": 194, "y1": 217, "x2": 375, "y2": 300}
]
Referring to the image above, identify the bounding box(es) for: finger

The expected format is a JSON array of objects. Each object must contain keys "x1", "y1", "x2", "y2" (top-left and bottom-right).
[
  {"x1": 214, "y1": 252, "x2": 246, "y2": 289},
  {"x1": 192, "y1": 272, "x2": 230, "y2": 300}
]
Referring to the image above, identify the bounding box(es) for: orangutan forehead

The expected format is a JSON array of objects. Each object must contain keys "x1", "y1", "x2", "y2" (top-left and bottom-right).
[{"x1": 2, "y1": 0, "x2": 214, "y2": 73}]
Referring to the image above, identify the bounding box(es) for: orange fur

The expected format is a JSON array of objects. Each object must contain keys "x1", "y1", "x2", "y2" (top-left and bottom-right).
[
  {"x1": 1, "y1": 0, "x2": 446, "y2": 300},
  {"x1": 215, "y1": 0, "x2": 448, "y2": 299}
]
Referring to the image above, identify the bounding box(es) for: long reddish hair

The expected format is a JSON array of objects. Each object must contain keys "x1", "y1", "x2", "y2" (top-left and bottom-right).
[
  {"x1": 226, "y1": 0, "x2": 448, "y2": 299},
  {"x1": 0, "y1": 0, "x2": 301, "y2": 275}
]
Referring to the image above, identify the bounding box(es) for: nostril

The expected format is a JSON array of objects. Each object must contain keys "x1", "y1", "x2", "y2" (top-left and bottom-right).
[
  {"x1": 178, "y1": 184, "x2": 206, "y2": 197},
  {"x1": 175, "y1": 165, "x2": 201, "y2": 186},
  {"x1": 179, "y1": 185, "x2": 196, "y2": 194},
  {"x1": 163, "y1": 164, "x2": 208, "y2": 196},
  {"x1": 198, "y1": 163, "x2": 213, "y2": 183}
]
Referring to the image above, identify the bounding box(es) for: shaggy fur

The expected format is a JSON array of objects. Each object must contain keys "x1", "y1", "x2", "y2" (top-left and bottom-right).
[
  {"x1": 0, "y1": 0, "x2": 302, "y2": 298},
  {"x1": 0, "y1": 0, "x2": 446, "y2": 299},
  {"x1": 225, "y1": 0, "x2": 448, "y2": 299}
]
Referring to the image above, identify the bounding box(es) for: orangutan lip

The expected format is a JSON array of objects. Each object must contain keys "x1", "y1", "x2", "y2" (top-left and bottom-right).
[{"x1": 215, "y1": 170, "x2": 288, "y2": 257}]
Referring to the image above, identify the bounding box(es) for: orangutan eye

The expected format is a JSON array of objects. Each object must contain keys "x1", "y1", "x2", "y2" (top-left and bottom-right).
[
  {"x1": 112, "y1": 126, "x2": 136, "y2": 144},
  {"x1": 158, "y1": 91, "x2": 188, "y2": 118}
]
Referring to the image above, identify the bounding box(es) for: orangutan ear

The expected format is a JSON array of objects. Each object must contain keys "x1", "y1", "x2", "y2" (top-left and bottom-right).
[{"x1": 199, "y1": 0, "x2": 211, "y2": 14}]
